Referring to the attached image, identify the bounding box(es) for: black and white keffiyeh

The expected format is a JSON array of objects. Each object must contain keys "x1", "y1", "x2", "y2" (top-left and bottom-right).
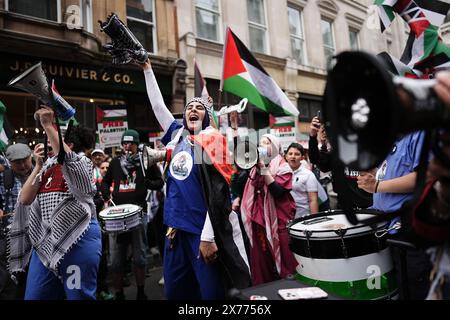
[
  {"x1": 99, "y1": 13, "x2": 148, "y2": 65},
  {"x1": 7, "y1": 152, "x2": 96, "y2": 276}
]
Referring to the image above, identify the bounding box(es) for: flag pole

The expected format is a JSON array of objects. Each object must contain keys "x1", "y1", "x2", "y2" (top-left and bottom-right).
[
  {"x1": 218, "y1": 26, "x2": 231, "y2": 108},
  {"x1": 217, "y1": 27, "x2": 230, "y2": 129}
]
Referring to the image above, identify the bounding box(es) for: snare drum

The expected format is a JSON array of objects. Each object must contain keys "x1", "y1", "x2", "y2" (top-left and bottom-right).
[
  {"x1": 287, "y1": 209, "x2": 398, "y2": 300},
  {"x1": 99, "y1": 204, "x2": 144, "y2": 233}
]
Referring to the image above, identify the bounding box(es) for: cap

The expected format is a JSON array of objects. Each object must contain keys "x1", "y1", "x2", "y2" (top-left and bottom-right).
[
  {"x1": 121, "y1": 129, "x2": 140, "y2": 144},
  {"x1": 92, "y1": 148, "x2": 105, "y2": 156},
  {"x1": 6, "y1": 143, "x2": 32, "y2": 162}
]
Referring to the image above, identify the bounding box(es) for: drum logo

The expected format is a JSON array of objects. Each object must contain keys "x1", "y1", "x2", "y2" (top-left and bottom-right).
[
  {"x1": 170, "y1": 151, "x2": 193, "y2": 181},
  {"x1": 109, "y1": 208, "x2": 127, "y2": 215}
]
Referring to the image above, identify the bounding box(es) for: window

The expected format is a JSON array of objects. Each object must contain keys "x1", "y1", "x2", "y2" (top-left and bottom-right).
[
  {"x1": 247, "y1": 0, "x2": 268, "y2": 54},
  {"x1": 80, "y1": 0, "x2": 93, "y2": 33},
  {"x1": 321, "y1": 19, "x2": 335, "y2": 69},
  {"x1": 288, "y1": 6, "x2": 306, "y2": 65},
  {"x1": 298, "y1": 95, "x2": 322, "y2": 121},
  {"x1": 349, "y1": 29, "x2": 359, "y2": 50},
  {"x1": 7, "y1": 0, "x2": 60, "y2": 22},
  {"x1": 126, "y1": 0, "x2": 156, "y2": 54},
  {"x1": 195, "y1": 0, "x2": 221, "y2": 42}
]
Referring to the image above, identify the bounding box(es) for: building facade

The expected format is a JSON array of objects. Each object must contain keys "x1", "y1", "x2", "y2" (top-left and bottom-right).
[
  {"x1": 176, "y1": 0, "x2": 408, "y2": 134},
  {"x1": 0, "y1": 0, "x2": 185, "y2": 147},
  {"x1": 0, "y1": 0, "x2": 409, "y2": 148}
]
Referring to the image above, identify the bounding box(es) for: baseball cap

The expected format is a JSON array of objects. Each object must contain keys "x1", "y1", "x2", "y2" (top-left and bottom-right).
[
  {"x1": 6, "y1": 143, "x2": 32, "y2": 162},
  {"x1": 121, "y1": 129, "x2": 140, "y2": 144},
  {"x1": 92, "y1": 149, "x2": 105, "y2": 156}
]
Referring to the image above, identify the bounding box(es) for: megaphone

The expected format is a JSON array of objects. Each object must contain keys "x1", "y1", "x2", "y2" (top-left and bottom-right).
[
  {"x1": 99, "y1": 13, "x2": 149, "y2": 65},
  {"x1": 8, "y1": 62, "x2": 76, "y2": 121},
  {"x1": 142, "y1": 146, "x2": 166, "y2": 170},
  {"x1": 323, "y1": 51, "x2": 450, "y2": 171},
  {"x1": 234, "y1": 140, "x2": 274, "y2": 170}
]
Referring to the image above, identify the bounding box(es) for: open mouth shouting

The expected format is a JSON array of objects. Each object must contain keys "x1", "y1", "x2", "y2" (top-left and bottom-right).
[{"x1": 185, "y1": 101, "x2": 206, "y2": 132}]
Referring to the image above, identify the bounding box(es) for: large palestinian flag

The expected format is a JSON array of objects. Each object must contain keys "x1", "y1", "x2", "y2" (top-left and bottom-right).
[
  {"x1": 221, "y1": 28, "x2": 299, "y2": 117},
  {"x1": 375, "y1": 0, "x2": 450, "y2": 76}
]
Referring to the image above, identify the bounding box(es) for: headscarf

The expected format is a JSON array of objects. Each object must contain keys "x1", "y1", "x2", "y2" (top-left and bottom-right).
[
  {"x1": 261, "y1": 133, "x2": 282, "y2": 156},
  {"x1": 182, "y1": 96, "x2": 214, "y2": 131}
]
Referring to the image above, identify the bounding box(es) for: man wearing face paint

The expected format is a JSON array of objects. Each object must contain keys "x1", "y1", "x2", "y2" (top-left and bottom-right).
[{"x1": 141, "y1": 60, "x2": 251, "y2": 300}]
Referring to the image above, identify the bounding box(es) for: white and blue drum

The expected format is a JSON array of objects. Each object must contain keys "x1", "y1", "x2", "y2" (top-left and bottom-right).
[
  {"x1": 99, "y1": 204, "x2": 144, "y2": 233},
  {"x1": 287, "y1": 209, "x2": 398, "y2": 300}
]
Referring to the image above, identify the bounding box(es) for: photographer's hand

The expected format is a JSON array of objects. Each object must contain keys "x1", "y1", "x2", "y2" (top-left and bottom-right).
[{"x1": 310, "y1": 116, "x2": 321, "y2": 137}]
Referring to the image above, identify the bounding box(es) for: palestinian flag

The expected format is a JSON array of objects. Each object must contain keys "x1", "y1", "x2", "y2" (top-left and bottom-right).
[
  {"x1": 375, "y1": 0, "x2": 450, "y2": 76},
  {"x1": 0, "y1": 101, "x2": 12, "y2": 152},
  {"x1": 96, "y1": 106, "x2": 127, "y2": 122},
  {"x1": 194, "y1": 60, "x2": 209, "y2": 98},
  {"x1": 221, "y1": 28, "x2": 299, "y2": 117},
  {"x1": 269, "y1": 114, "x2": 295, "y2": 128},
  {"x1": 190, "y1": 128, "x2": 234, "y2": 184},
  {"x1": 194, "y1": 60, "x2": 219, "y2": 128}
]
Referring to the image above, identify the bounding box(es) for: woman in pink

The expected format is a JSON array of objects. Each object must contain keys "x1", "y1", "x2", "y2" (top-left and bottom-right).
[{"x1": 241, "y1": 134, "x2": 297, "y2": 285}]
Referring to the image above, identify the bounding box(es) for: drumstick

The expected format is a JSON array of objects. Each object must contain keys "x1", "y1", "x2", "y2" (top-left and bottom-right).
[{"x1": 109, "y1": 198, "x2": 117, "y2": 207}]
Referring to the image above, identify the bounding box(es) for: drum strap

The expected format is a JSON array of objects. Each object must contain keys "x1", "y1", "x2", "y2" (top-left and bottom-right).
[
  {"x1": 335, "y1": 229, "x2": 348, "y2": 258},
  {"x1": 304, "y1": 230, "x2": 312, "y2": 258}
]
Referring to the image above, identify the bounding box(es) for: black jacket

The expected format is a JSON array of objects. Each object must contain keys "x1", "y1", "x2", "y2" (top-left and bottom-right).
[
  {"x1": 309, "y1": 135, "x2": 372, "y2": 209},
  {"x1": 194, "y1": 145, "x2": 252, "y2": 292},
  {"x1": 101, "y1": 155, "x2": 164, "y2": 208}
]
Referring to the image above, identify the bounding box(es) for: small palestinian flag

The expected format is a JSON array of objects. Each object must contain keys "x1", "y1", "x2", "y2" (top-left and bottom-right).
[
  {"x1": 194, "y1": 60, "x2": 219, "y2": 128},
  {"x1": 269, "y1": 114, "x2": 295, "y2": 128},
  {"x1": 220, "y1": 28, "x2": 299, "y2": 117},
  {"x1": 377, "y1": 52, "x2": 421, "y2": 77},
  {"x1": 96, "y1": 106, "x2": 127, "y2": 122}
]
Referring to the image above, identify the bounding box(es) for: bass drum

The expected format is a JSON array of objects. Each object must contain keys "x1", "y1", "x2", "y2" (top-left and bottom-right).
[{"x1": 287, "y1": 209, "x2": 399, "y2": 300}]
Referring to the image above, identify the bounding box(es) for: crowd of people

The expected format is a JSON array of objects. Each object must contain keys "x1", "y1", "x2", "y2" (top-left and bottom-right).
[{"x1": 0, "y1": 61, "x2": 449, "y2": 300}]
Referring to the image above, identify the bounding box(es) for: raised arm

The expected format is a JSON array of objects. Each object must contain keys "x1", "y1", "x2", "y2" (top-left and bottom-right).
[{"x1": 142, "y1": 60, "x2": 175, "y2": 134}]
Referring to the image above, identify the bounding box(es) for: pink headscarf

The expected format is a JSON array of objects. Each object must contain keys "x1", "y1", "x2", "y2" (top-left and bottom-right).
[{"x1": 240, "y1": 133, "x2": 291, "y2": 275}]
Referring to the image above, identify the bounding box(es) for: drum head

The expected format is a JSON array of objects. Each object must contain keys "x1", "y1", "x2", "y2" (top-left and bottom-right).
[
  {"x1": 99, "y1": 204, "x2": 142, "y2": 220},
  {"x1": 288, "y1": 209, "x2": 386, "y2": 238}
]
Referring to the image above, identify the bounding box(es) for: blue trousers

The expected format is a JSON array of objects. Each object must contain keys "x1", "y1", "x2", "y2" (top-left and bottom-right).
[
  {"x1": 25, "y1": 219, "x2": 101, "y2": 300},
  {"x1": 164, "y1": 230, "x2": 225, "y2": 300}
]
